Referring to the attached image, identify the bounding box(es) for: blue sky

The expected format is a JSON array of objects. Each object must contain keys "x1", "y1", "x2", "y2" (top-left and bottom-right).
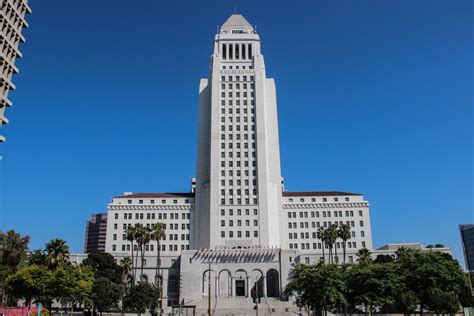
[{"x1": 0, "y1": 0, "x2": 472, "y2": 266}]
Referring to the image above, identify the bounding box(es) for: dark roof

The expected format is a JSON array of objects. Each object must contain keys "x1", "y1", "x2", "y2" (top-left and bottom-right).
[
  {"x1": 115, "y1": 193, "x2": 194, "y2": 199},
  {"x1": 283, "y1": 191, "x2": 361, "y2": 197}
]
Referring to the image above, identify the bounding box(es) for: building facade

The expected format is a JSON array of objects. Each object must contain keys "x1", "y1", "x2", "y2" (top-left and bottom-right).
[
  {"x1": 0, "y1": 0, "x2": 31, "y2": 142},
  {"x1": 84, "y1": 213, "x2": 108, "y2": 253},
  {"x1": 95, "y1": 14, "x2": 373, "y2": 312}
]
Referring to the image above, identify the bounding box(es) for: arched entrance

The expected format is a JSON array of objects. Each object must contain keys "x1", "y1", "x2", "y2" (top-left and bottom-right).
[
  {"x1": 202, "y1": 269, "x2": 217, "y2": 296},
  {"x1": 234, "y1": 270, "x2": 248, "y2": 297},
  {"x1": 218, "y1": 270, "x2": 232, "y2": 297},
  {"x1": 250, "y1": 269, "x2": 264, "y2": 298},
  {"x1": 266, "y1": 269, "x2": 279, "y2": 298}
]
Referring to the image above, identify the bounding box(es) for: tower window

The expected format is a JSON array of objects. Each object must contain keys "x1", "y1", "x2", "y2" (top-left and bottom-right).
[
  {"x1": 242, "y1": 43, "x2": 246, "y2": 59},
  {"x1": 223, "y1": 44, "x2": 227, "y2": 60}
]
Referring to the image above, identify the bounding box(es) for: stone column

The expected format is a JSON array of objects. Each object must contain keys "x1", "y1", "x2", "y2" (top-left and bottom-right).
[
  {"x1": 246, "y1": 276, "x2": 251, "y2": 297},
  {"x1": 262, "y1": 276, "x2": 267, "y2": 297},
  {"x1": 231, "y1": 277, "x2": 235, "y2": 297},
  {"x1": 216, "y1": 276, "x2": 220, "y2": 297}
]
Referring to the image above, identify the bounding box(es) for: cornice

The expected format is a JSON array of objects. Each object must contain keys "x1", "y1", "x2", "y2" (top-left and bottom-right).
[
  {"x1": 282, "y1": 202, "x2": 369, "y2": 209},
  {"x1": 108, "y1": 205, "x2": 192, "y2": 211}
]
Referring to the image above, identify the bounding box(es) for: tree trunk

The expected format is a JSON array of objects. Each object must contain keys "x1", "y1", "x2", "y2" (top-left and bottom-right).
[
  {"x1": 130, "y1": 240, "x2": 134, "y2": 283},
  {"x1": 334, "y1": 243, "x2": 338, "y2": 263},
  {"x1": 343, "y1": 242, "x2": 346, "y2": 264},
  {"x1": 134, "y1": 244, "x2": 140, "y2": 282},
  {"x1": 420, "y1": 303, "x2": 423, "y2": 316},
  {"x1": 322, "y1": 244, "x2": 325, "y2": 263}
]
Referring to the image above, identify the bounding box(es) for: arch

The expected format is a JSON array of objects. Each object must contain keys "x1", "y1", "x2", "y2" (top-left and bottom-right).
[
  {"x1": 218, "y1": 269, "x2": 232, "y2": 297},
  {"x1": 266, "y1": 269, "x2": 280, "y2": 298},
  {"x1": 234, "y1": 269, "x2": 248, "y2": 297},
  {"x1": 168, "y1": 274, "x2": 178, "y2": 293},
  {"x1": 202, "y1": 269, "x2": 217, "y2": 296},
  {"x1": 250, "y1": 269, "x2": 264, "y2": 298}
]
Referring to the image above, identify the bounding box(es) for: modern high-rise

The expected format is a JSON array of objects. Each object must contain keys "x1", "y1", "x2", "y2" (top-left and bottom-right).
[
  {"x1": 84, "y1": 213, "x2": 108, "y2": 253},
  {"x1": 87, "y1": 14, "x2": 373, "y2": 311},
  {"x1": 0, "y1": 0, "x2": 31, "y2": 142}
]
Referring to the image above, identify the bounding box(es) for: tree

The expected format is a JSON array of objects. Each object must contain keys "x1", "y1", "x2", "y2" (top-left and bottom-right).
[
  {"x1": 134, "y1": 225, "x2": 151, "y2": 279},
  {"x1": 0, "y1": 230, "x2": 31, "y2": 305},
  {"x1": 316, "y1": 228, "x2": 326, "y2": 263},
  {"x1": 373, "y1": 254, "x2": 394, "y2": 264},
  {"x1": 91, "y1": 277, "x2": 123, "y2": 314},
  {"x1": 338, "y1": 224, "x2": 351, "y2": 264},
  {"x1": 44, "y1": 239, "x2": 70, "y2": 269},
  {"x1": 6, "y1": 264, "x2": 54, "y2": 310},
  {"x1": 347, "y1": 262, "x2": 400, "y2": 314},
  {"x1": 151, "y1": 223, "x2": 166, "y2": 286},
  {"x1": 396, "y1": 249, "x2": 472, "y2": 314},
  {"x1": 122, "y1": 282, "x2": 159, "y2": 314},
  {"x1": 82, "y1": 251, "x2": 122, "y2": 284},
  {"x1": 325, "y1": 225, "x2": 338, "y2": 263},
  {"x1": 125, "y1": 225, "x2": 136, "y2": 283},
  {"x1": 356, "y1": 248, "x2": 372, "y2": 264},
  {"x1": 285, "y1": 263, "x2": 346, "y2": 315},
  {"x1": 119, "y1": 257, "x2": 132, "y2": 285}
]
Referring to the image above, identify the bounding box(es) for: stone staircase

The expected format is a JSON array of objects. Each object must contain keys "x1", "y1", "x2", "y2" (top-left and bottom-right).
[{"x1": 185, "y1": 296, "x2": 298, "y2": 316}]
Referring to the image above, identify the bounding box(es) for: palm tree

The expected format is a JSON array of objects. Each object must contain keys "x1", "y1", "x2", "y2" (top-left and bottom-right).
[
  {"x1": 151, "y1": 223, "x2": 166, "y2": 285},
  {"x1": 119, "y1": 257, "x2": 132, "y2": 285},
  {"x1": 338, "y1": 224, "x2": 351, "y2": 264},
  {"x1": 325, "y1": 225, "x2": 338, "y2": 263},
  {"x1": 134, "y1": 225, "x2": 151, "y2": 279},
  {"x1": 356, "y1": 248, "x2": 372, "y2": 264},
  {"x1": 316, "y1": 227, "x2": 326, "y2": 263},
  {"x1": 0, "y1": 230, "x2": 30, "y2": 272},
  {"x1": 125, "y1": 225, "x2": 136, "y2": 282},
  {"x1": 44, "y1": 238, "x2": 70, "y2": 269}
]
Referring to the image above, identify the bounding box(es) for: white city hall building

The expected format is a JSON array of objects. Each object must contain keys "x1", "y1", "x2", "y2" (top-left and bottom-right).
[{"x1": 100, "y1": 14, "x2": 372, "y2": 314}]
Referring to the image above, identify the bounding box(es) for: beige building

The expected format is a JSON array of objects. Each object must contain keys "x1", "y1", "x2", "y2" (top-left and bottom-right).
[{"x1": 0, "y1": 0, "x2": 31, "y2": 142}]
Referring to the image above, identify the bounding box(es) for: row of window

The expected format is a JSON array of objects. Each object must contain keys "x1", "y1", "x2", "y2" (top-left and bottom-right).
[
  {"x1": 220, "y1": 160, "x2": 256, "y2": 168},
  {"x1": 118, "y1": 223, "x2": 190, "y2": 231},
  {"x1": 288, "y1": 220, "x2": 364, "y2": 229},
  {"x1": 221, "y1": 188, "x2": 257, "y2": 195},
  {"x1": 287, "y1": 197, "x2": 351, "y2": 203},
  {"x1": 221, "y1": 65, "x2": 253, "y2": 70},
  {"x1": 220, "y1": 230, "x2": 258, "y2": 238},
  {"x1": 289, "y1": 231, "x2": 365, "y2": 240},
  {"x1": 221, "y1": 124, "x2": 255, "y2": 132},
  {"x1": 221, "y1": 91, "x2": 255, "y2": 98},
  {"x1": 220, "y1": 198, "x2": 258, "y2": 205},
  {"x1": 124, "y1": 198, "x2": 190, "y2": 205},
  {"x1": 289, "y1": 241, "x2": 366, "y2": 250},
  {"x1": 221, "y1": 75, "x2": 254, "y2": 82},
  {"x1": 113, "y1": 233, "x2": 190, "y2": 242},
  {"x1": 116, "y1": 212, "x2": 190, "y2": 221},
  {"x1": 287, "y1": 210, "x2": 364, "y2": 219},
  {"x1": 220, "y1": 209, "x2": 258, "y2": 216},
  {"x1": 221, "y1": 83, "x2": 254, "y2": 90},
  {"x1": 221, "y1": 219, "x2": 258, "y2": 227},
  {"x1": 112, "y1": 244, "x2": 189, "y2": 252},
  {"x1": 221, "y1": 99, "x2": 255, "y2": 106},
  {"x1": 220, "y1": 179, "x2": 257, "y2": 186},
  {"x1": 221, "y1": 43, "x2": 252, "y2": 60},
  {"x1": 221, "y1": 107, "x2": 254, "y2": 115},
  {"x1": 220, "y1": 116, "x2": 255, "y2": 123}
]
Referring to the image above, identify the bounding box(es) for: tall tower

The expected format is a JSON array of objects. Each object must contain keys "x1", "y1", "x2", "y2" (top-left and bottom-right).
[
  {"x1": 192, "y1": 14, "x2": 284, "y2": 249},
  {"x1": 0, "y1": 0, "x2": 32, "y2": 142}
]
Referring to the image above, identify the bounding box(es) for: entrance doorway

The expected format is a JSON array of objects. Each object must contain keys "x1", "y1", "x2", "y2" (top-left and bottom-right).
[{"x1": 235, "y1": 280, "x2": 245, "y2": 296}]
